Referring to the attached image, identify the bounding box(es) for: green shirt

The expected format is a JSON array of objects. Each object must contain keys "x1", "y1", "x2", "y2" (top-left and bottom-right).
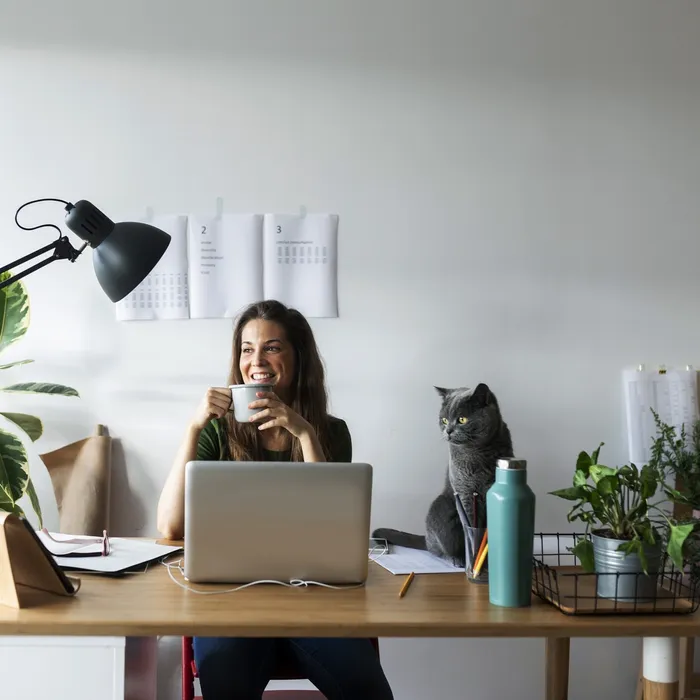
[{"x1": 196, "y1": 415, "x2": 353, "y2": 463}]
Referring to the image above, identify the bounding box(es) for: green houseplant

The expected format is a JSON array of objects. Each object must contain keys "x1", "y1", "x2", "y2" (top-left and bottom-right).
[
  {"x1": 550, "y1": 442, "x2": 696, "y2": 600},
  {"x1": 0, "y1": 271, "x2": 79, "y2": 526},
  {"x1": 647, "y1": 410, "x2": 700, "y2": 583},
  {"x1": 648, "y1": 409, "x2": 700, "y2": 514}
]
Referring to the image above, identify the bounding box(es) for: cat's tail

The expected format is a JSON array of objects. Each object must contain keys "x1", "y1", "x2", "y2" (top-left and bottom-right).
[{"x1": 372, "y1": 528, "x2": 427, "y2": 550}]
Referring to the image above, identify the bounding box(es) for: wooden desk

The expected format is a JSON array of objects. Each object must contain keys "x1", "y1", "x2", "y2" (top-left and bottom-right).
[{"x1": 0, "y1": 559, "x2": 697, "y2": 699}]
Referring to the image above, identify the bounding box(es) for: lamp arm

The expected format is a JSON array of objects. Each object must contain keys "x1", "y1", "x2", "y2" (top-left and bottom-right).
[{"x1": 0, "y1": 236, "x2": 84, "y2": 291}]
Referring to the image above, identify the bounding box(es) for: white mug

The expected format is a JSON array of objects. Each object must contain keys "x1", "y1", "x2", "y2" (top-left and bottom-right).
[{"x1": 228, "y1": 383, "x2": 273, "y2": 423}]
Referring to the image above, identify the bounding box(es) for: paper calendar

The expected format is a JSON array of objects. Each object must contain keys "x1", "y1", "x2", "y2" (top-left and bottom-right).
[
  {"x1": 263, "y1": 213, "x2": 339, "y2": 319},
  {"x1": 622, "y1": 366, "x2": 699, "y2": 465},
  {"x1": 115, "y1": 212, "x2": 339, "y2": 321}
]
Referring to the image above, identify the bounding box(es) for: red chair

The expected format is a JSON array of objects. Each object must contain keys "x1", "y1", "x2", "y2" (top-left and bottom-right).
[{"x1": 182, "y1": 636, "x2": 380, "y2": 700}]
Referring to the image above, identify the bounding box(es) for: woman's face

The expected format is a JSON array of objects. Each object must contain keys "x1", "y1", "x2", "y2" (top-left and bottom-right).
[{"x1": 239, "y1": 319, "x2": 295, "y2": 399}]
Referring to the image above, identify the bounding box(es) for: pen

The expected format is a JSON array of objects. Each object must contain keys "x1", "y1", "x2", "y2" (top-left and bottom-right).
[{"x1": 399, "y1": 571, "x2": 415, "y2": 598}]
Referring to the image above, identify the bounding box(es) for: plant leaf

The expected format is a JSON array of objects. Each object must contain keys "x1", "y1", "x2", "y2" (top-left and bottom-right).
[
  {"x1": 572, "y1": 539, "x2": 595, "y2": 572},
  {"x1": 549, "y1": 486, "x2": 586, "y2": 501},
  {"x1": 596, "y1": 474, "x2": 619, "y2": 497},
  {"x1": 591, "y1": 442, "x2": 604, "y2": 465},
  {"x1": 576, "y1": 451, "x2": 593, "y2": 476},
  {"x1": 589, "y1": 464, "x2": 616, "y2": 484},
  {"x1": 0, "y1": 359, "x2": 34, "y2": 371},
  {"x1": 0, "y1": 412, "x2": 43, "y2": 441},
  {"x1": 24, "y1": 476, "x2": 42, "y2": 528},
  {"x1": 667, "y1": 523, "x2": 695, "y2": 571},
  {"x1": 618, "y1": 538, "x2": 648, "y2": 574},
  {"x1": 640, "y1": 464, "x2": 658, "y2": 500},
  {"x1": 0, "y1": 273, "x2": 30, "y2": 356},
  {"x1": 573, "y1": 469, "x2": 588, "y2": 487},
  {"x1": 0, "y1": 427, "x2": 29, "y2": 509},
  {"x1": 1, "y1": 382, "x2": 79, "y2": 397}
]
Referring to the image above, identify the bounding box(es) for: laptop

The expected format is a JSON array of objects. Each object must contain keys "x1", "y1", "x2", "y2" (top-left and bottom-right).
[{"x1": 183, "y1": 461, "x2": 373, "y2": 584}]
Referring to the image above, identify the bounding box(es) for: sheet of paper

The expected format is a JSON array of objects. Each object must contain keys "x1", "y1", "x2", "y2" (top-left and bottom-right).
[
  {"x1": 623, "y1": 367, "x2": 699, "y2": 464},
  {"x1": 263, "y1": 213, "x2": 339, "y2": 318},
  {"x1": 187, "y1": 214, "x2": 264, "y2": 319},
  {"x1": 372, "y1": 545, "x2": 465, "y2": 574},
  {"x1": 40, "y1": 533, "x2": 182, "y2": 573},
  {"x1": 36, "y1": 531, "x2": 104, "y2": 556},
  {"x1": 116, "y1": 214, "x2": 190, "y2": 321}
]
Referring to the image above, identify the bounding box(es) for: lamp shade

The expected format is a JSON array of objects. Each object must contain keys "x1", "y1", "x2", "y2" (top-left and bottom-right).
[
  {"x1": 64, "y1": 200, "x2": 171, "y2": 302},
  {"x1": 92, "y1": 222, "x2": 171, "y2": 302}
]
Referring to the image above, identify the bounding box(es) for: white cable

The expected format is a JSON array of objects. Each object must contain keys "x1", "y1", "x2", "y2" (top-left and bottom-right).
[
  {"x1": 161, "y1": 559, "x2": 365, "y2": 595},
  {"x1": 368, "y1": 542, "x2": 388, "y2": 561}
]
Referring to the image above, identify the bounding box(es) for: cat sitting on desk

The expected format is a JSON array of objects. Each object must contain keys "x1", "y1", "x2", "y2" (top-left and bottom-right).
[{"x1": 372, "y1": 383, "x2": 514, "y2": 567}]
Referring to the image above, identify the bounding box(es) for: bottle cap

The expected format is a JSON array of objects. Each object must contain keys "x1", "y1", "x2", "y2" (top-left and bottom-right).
[{"x1": 497, "y1": 458, "x2": 527, "y2": 470}]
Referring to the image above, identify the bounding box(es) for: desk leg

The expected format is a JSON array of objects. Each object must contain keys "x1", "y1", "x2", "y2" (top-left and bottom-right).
[
  {"x1": 643, "y1": 637, "x2": 679, "y2": 700},
  {"x1": 546, "y1": 637, "x2": 570, "y2": 700}
]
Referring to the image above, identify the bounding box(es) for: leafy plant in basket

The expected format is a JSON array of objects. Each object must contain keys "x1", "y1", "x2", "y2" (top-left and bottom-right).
[
  {"x1": 550, "y1": 443, "x2": 696, "y2": 600},
  {"x1": 0, "y1": 271, "x2": 79, "y2": 526}
]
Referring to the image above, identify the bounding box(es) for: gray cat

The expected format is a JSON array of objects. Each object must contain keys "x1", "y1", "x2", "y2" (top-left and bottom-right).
[{"x1": 372, "y1": 383, "x2": 513, "y2": 566}]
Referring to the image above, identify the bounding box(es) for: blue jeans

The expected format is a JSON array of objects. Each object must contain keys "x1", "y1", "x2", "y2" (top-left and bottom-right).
[{"x1": 193, "y1": 636, "x2": 394, "y2": 700}]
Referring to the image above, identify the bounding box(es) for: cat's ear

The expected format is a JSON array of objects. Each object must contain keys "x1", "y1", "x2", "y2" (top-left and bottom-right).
[
  {"x1": 434, "y1": 386, "x2": 450, "y2": 399},
  {"x1": 472, "y1": 383, "x2": 492, "y2": 406}
]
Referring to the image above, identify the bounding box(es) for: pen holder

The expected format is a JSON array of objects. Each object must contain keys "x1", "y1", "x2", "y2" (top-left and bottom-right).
[{"x1": 465, "y1": 526, "x2": 488, "y2": 584}]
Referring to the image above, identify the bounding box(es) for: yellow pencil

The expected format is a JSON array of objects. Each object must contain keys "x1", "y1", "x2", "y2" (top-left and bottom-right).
[
  {"x1": 399, "y1": 571, "x2": 415, "y2": 598},
  {"x1": 473, "y1": 543, "x2": 489, "y2": 577}
]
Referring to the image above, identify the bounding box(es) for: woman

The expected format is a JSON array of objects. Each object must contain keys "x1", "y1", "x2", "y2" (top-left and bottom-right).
[{"x1": 157, "y1": 300, "x2": 393, "y2": 700}]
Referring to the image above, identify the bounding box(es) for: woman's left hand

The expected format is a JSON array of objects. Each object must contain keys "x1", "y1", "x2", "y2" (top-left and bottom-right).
[{"x1": 248, "y1": 391, "x2": 312, "y2": 439}]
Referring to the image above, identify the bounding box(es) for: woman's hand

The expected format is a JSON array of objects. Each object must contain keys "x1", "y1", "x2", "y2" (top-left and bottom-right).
[
  {"x1": 191, "y1": 387, "x2": 232, "y2": 431},
  {"x1": 248, "y1": 391, "x2": 312, "y2": 439}
]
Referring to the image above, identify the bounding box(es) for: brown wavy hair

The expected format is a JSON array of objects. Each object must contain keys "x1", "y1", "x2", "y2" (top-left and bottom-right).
[{"x1": 225, "y1": 300, "x2": 331, "y2": 462}]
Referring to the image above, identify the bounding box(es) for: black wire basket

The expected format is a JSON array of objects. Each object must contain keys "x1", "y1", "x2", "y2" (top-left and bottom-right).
[{"x1": 531, "y1": 532, "x2": 700, "y2": 616}]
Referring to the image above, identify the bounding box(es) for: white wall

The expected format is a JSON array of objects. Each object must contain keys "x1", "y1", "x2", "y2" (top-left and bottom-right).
[{"x1": 1, "y1": 0, "x2": 699, "y2": 697}]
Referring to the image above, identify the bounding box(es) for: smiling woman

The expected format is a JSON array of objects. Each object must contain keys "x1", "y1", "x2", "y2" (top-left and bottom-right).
[{"x1": 155, "y1": 298, "x2": 394, "y2": 700}]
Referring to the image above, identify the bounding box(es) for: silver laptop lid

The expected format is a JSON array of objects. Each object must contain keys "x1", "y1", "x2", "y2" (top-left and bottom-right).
[{"x1": 184, "y1": 461, "x2": 372, "y2": 584}]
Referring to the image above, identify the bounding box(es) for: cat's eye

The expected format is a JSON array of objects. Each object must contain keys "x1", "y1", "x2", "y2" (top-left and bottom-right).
[
  {"x1": 441, "y1": 417, "x2": 448, "y2": 424},
  {"x1": 458, "y1": 417, "x2": 468, "y2": 424}
]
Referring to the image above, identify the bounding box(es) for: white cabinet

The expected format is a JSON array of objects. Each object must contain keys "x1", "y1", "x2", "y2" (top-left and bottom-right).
[{"x1": 0, "y1": 636, "x2": 157, "y2": 700}]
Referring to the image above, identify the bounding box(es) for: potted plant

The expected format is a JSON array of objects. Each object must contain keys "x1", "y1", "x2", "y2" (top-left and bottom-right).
[
  {"x1": 550, "y1": 442, "x2": 696, "y2": 601},
  {"x1": 647, "y1": 410, "x2": 700, "y2": 583},
  {"x1": 648, "y1": 409, "x2": 700, "y2": 518},
  {"x1": 0, "y1": 271, "x2": 79, "y2": 526}
]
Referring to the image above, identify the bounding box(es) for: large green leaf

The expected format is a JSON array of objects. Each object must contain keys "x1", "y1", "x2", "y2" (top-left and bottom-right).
[
  {"x1": 549, "y1": 486, "x2": 586, "y2": 501},
  {"x1": 572, "y1": 539, "x2": 595, "y2": 572},
  {"x1": 0, "y1": 427, "x2": 29, "y2": 509},
  {"x1": 573, "y1": 469, "x2": 588, "y2": 487},
  {"x1": 640, "y1": 463, "x2": 658, "y2": 499},
  {"x1": 1, "y1": 382, "x2": 79, "y2": 397},
  {"x1": 576, "y1": 450, "x2": 593, "y2": 476},
  {"x1": 0, "y1": 359, "x2": 34, "y2": 371},
  {"x1": 0, "y1": 412, "x2": 43, "y2": 441},
  {"x1": 667, "y1": 523, "x2": 695, "y2": 571},
  {"x1": 589, "y1": 464, "x2": 616, "y2": 484},
  {"x1": 0, "y1": 273, "x2": 30, "y2": 356},
  {"x1": 596, "y1": 474, "x2": 619, "y2": 497},
  {"x1": 25, "y1": 476, "x2": 42, "y2": 528}
]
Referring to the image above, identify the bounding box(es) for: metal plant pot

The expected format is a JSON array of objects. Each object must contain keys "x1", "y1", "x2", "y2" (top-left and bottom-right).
[{"x1": 591, "y1": 531, "x2": 662, "y2": 602}]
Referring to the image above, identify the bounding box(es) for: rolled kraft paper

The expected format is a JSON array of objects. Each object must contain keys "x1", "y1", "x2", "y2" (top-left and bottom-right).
[{"x1": 38, "y1": 425, "x2": 112, "y2": 537}]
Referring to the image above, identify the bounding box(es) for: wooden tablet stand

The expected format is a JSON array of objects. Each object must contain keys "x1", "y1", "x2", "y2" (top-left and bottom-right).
[{"x1": 0, "y1": 512, "x2": 80, "y2": 609}]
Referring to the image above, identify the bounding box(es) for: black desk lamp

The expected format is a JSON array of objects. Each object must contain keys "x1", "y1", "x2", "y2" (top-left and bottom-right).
[{"x1": 0, "y1": 198, "x2": 171, "y2": 302}]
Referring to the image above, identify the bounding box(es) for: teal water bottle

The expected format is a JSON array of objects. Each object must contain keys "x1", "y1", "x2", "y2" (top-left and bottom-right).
[{"x1": 486, "y1": 458, "x2": 536, "y2": 607}]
